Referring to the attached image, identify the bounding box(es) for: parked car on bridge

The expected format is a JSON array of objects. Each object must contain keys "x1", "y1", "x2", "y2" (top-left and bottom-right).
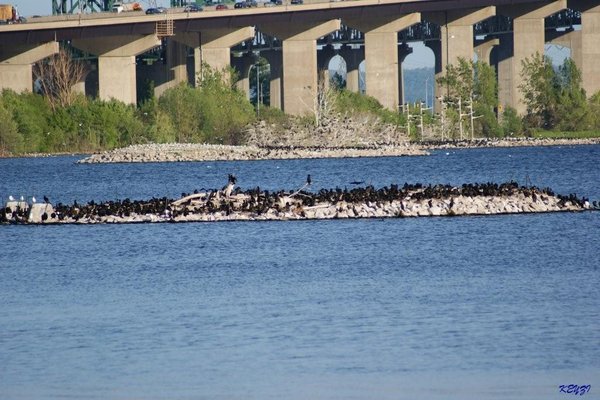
[
  {"x1": 184, "y1": 4, "x2": 203, "y2": 11},
  {"x1": 291, "y1": 0, "x2": 303, "y2": 4},
  {"x1": 216, "y1": 4, "x2": 228, "y2": 10},
  {"x1": 145, "y1": 7, "x2": 167, "y2": 14}
]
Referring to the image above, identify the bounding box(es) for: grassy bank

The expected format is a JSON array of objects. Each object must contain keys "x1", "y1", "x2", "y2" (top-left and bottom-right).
[{"x1": 531, "y1": 130, "x2": 600, "y2": 139}]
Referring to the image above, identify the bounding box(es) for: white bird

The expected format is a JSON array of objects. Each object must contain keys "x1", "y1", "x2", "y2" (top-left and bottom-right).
[
  {"x1": 20, "y1": 196, "x2": 24, "y2": 201},
  {"x1": 32, "y1": 196, "x2": 36, "y2": 203},
  {"x1": 8, "y1": 195, "x2": 14, "y2": 201}
]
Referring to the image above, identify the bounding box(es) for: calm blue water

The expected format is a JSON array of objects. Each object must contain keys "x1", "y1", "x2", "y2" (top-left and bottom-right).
[{"x1": 1, "y1": 146, "x2": 599, "y2": 400}]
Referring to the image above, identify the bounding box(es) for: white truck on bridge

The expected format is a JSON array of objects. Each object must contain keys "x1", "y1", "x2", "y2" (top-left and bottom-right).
[{"x1": 111, "y1": 2, "x2": 143, "y2": 13}]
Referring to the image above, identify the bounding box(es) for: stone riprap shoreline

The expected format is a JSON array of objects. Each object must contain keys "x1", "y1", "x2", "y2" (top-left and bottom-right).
[
  {"x1": 420, "y1": 137, "x2": 600, "y2": 149},
  {"x1": 3, "y1": 181, "x2": 594, "y2": 225},
  {"x1": 76, "y1": 137, "x2": 600, "y2": 164},
  {"x1": 77, "y1": 143, "x2": 428, "y2": 163}
]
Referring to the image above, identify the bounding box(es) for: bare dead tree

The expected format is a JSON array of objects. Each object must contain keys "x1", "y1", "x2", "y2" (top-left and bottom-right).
[
  {"x1": 314, "y1": 69, "x2": 335, "y2": 126},
  {"x1": 33, "y1": 48, "x2": 85, "y2": 110}
]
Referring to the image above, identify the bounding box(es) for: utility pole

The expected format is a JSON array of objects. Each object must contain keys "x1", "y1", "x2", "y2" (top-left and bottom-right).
[
  {"x1": 458, "y1": 98, "x2": 463, "y2": 140},
  {"x1": 255, "y1": 62, "x2": 260, "y2": 117},
  {"x1": 466, "y1": 92, "x2": 482, "y2": 140},
  {"x1": 419, "y1": 101, "x2": 432, "y2": 141},
  {"x1": 425, "y1": 76, "x2": 429, "y2": 108},
  {"x1": 403, "y1": 104, "x2": 411, "y2": 138}
]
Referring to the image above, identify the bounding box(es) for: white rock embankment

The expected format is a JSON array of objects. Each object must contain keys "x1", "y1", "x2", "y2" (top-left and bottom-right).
[
  {"x1": 77, "y1": 143, "x2": 427, "y2": 163},
  {"x1": 11, "y1": 191, "x2": 590, "y2": 225},
  {"x1": 422, "y1": 137, "x2": 600, "y2": 149}
]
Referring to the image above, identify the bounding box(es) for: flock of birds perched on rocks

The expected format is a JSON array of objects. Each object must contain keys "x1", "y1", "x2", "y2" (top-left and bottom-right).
[{"x1": 1, "y1": 175, "x2": 596, "y2": 224}]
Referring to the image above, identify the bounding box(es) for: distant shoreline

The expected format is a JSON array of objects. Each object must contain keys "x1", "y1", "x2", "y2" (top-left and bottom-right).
[{"x1": 2, "y1": 137, "x2": 599, "y2": 162}]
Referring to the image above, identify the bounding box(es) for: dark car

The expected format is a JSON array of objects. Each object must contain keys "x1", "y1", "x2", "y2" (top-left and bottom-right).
[
  {"x1": 234, "y1": 2, "x2": 246, "y2": 8},
  {"x1": 215, "y1": 4, "x2": 228, "y2": 9},
  {"x1": 290, "y1": 0, "x2": 303, "y2": 4},
  {"x1": 145, "y1": 7, "x2": 166, "y2": 14},
  {"x1": 184, "y1": 4, "x2": 203, "y2": 11}
]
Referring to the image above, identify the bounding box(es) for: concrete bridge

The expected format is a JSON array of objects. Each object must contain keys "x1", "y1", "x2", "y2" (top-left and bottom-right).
[{"x1": 0, "y1": 0, "x2": 598, "y2": 115}]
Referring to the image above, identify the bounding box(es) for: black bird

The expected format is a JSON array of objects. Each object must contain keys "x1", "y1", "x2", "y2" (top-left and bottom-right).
[
  {"x1": 43, "y1": 195, "x2": 49, "y2": 203},
  {"x1": 350, "y1": 180, "x2": 364, "y2": 185},
  {"x1": 228, "y1": 174, "x2": 237, "y2": 185},
  {"x1": 306, "y1": 174, "x2": 312, "y2": 186}
]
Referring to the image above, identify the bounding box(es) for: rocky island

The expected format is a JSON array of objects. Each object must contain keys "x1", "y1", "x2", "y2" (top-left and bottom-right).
[{"x1": 2, "y1": 179, "x2": 594, "y2": 225}]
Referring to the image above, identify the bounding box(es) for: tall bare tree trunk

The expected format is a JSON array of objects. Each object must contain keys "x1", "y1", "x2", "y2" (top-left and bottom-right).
[{"x1": 34, "y1": 48, "x2": 85, "y2": 110}]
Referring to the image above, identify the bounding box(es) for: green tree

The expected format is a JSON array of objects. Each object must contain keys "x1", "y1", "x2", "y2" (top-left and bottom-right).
[
  {"x1": 0, "y1": 98, "x2": 23, "y2": 154},
  {"x1": 158, "y1": 83, "x2": 203, "y2": 142},
  {"x1": 1, "y1": 89, "x2": 53, "y2": 153},
  {"x1": 519, "y1": 54, "x2": 595, "y2": 132},
  {"x1": 437, "y1": 58, "x2": 503, "y2": 138},
  {"x1": 554, "y1": 59, "x2": 591, "y2": 131},
  {"x1": 519, "y1": 52, "x2": 559, "y2": 129}
]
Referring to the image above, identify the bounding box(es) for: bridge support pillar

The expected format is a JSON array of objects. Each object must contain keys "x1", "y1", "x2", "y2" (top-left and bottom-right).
[
  {"x1": 200, "y1": 27, "x2": 255, "y2": 82},
  {"x1": 474, "y1": 37, "x2": 499, "y2": 64},
  {"x1": 0, "y1": 42, "x2": 58, "y2": 93},
  {"x1": 426, "y1": 6, "x2": 495, "y2": 110},
  {"x1": 172, "y1": 32, "x2": 201, "y2": 85},
  {"x1": 398, "y1": 43, "x2": 413, "y2": 107},
  {"x1": 496, "y1": 0, "x2": 567, "y2": 114},
  {"x1": 232, "y1": 54, "x2": 255, "y2": 101},
  {"x1": 569, "y1": 0, "x2": 600, "y2": 97},
  {"x1": 339, "y1": 45, "x2": 364, "y2": 93},
  {"x1": 262, "y1": 50, "x2": 282, "y2": 109},
  {"x1": 347, "y1": 13, "x2": 420, "y2": 111},
  {"x1": 317, "y1": 44, "x2": 336, "y2": 91},
  {"x1": 261, "y1": 19, "x2": 341, "y2": 115},
  {"x1": 143, "y1": 39, "x2": 190, "y2": 98},
  {"x1": 72, "y1": 35, "x2": 161, "y2": 104}
]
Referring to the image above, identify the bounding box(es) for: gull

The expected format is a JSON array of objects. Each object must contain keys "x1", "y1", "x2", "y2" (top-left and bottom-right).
[{"x1": 8, "y1": 195, "x2": 14, "y2": 201}]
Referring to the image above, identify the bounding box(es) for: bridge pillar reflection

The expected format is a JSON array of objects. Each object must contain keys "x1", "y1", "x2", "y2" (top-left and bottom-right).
[
  {"x1": 425, "y1": 6, "x2": 495, "y2": 110},
  {"x1": 0, "y1": 42, "x2": 59, "y2": 93},
  {"x1": 261, "y1": 19, "x2": 341, "y2": 115},
  {"x1": 347, "y1": 13, "x2": 420, "y2": 111},
  {"x1": 72, "y1": 34, "x2": 161, "y2": 104},
  {"x1": 569, "y1": 0, "x2": 600, "y2": 97},
  {"x1": 496, "y1": 0, "x2": 567, "y2": 114}
]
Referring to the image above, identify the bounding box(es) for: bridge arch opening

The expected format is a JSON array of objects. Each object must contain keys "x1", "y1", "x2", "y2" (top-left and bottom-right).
[
  {"x1": 402, "y1": 42, "x2": 435, "y2": 108},
  {"x1": 327, "y1": 54, "x2": 347, "y2": 89},
  {"x1": 248, "y1": 56, "x2": 270, "y2": 108}
]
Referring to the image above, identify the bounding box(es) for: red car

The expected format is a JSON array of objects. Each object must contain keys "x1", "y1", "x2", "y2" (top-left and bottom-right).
[{"x1": 216, "y1": 4, "x2": 228, "y2": 9}]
